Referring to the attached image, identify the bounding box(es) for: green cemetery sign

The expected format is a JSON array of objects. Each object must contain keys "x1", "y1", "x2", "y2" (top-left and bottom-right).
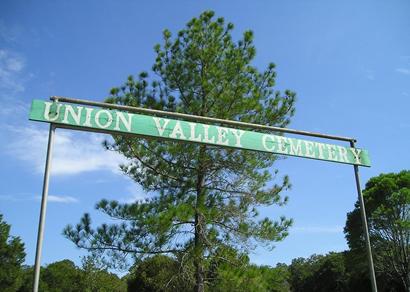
[{"x1": 29, "y1": 100, "x2": 371, "y2": 167}]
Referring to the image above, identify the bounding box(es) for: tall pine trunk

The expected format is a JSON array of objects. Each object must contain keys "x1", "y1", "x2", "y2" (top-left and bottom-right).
[
  {"x1": 194, "y1": 145, "x2": 206, "y2": 292},
  {"x1": 194, "y1": 212, "x2": 205, "y2": 292}
]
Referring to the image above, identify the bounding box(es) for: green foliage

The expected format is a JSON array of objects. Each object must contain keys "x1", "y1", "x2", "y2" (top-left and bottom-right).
[
  {"x1": 288, "y1": 253, "x2": 348, "y2": 292},
  {"x1": 126, "y1": 249, "x2": 290, "y2": 292},
  {"x1": 127, "y1": 255, "x2": 193, "y2": 292},
  {"x1": 64, "y1": 10, "x2": 295, "y2": 290},
  {"x1": 206, "y1": 246, "x2": 289, "y2": 291},
  {"x1": 0, "y1": 214, "x2": 26, "y2": 292},
  {"x1": 344, "y1": 170, "x2": 410, "y2": 291},
  {"x1": 17, "y1": 266, "x2": 45, "y2": 292},
  {"x1": 18, "y1": 260, "x2": 84, "y2": 292},
  {"x1": 211, "y1": 262, "x2": 290, "y2": 292},
  {"x1": 81, "y1": 255, "x2": 127, "y2": 292},
  {"x1": 342, "y1": 250, "x2": 372, "y2": 291},
  {"x1": 17, "y1": 259, "x2": 126, "y2": 292},
  {"x1": 41, "y1": 260, "x2": 83, "y2": 291}
]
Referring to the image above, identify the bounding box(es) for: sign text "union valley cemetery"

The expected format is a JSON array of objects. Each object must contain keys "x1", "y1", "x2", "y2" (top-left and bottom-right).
[{"x1": 29, "y1": 100, "x2": 371, "y2": 167}]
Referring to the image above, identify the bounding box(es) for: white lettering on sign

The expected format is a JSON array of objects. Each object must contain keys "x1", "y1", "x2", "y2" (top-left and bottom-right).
[
  {"x1": 203, "y1": 125, "x2": 215, "y2": 144},
  {"x1": 44, "y1": 102, "x2": 134, "y2": 132},
  {"x1": 351, "y1": 148, "x2": 362, "y2": 164},
  {"x1": 114, "y1": 112, "x2": 133, "y2": 132},
  {"x1": 262, "y1": 134, "x2": 275, "y2": 151},
  {"x1": 62, "y1": 105, "x2": 83, "y2": 125},
  {"x1": 188, "y1": 122, "x2": 202, "y2": 142},
  {"x1": 43, "y1": 102, "x2": 62, "y2": 122},
  {"x1": 169, "y1": 121, "x2": 186, "y2": 139},
  {"x1": 153, "y1": 117, "x2": 170, "y2": 136},
  {"x1": 316, "y1": 143, "x2": 326, "y2": 159},
  {"x1": 83, "y1": 107, "x2": 94, "y2": 127},
  {"x1": 216, "y1": 127, "x2": 229, "y2": 146},
  {"x1": 95, "y1": 110, "x2": 113, "y2": 129},
  {"x1": 31, "y1": 100, "x2": 371, "y2": 167},
  {"x1": 276, "y1": 137, "x2": 288, "y2": 154},
  {"x1": 152, "y1": 117, "x2": 245, "y2": 147},
  {"x1": 289, "y1": 139, "x2": 302, "y2": 156},
  {"x1": 230, "y1": 129, "x2": 244, "y2": 147},
  {"x1": 327, "y1": 144, "x2": 337, "y2": 161},
  {"x1": 304, "y1": 141, "x2": 315, "y2": 158},
  {"x1": 338, "y1": 146, "x2": 348, "y2": 163}
]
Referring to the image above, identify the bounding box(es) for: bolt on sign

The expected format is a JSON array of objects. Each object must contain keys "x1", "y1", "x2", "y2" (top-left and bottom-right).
[{"x1": 29, "y1": 100, "x2": 371, "y2": 167}]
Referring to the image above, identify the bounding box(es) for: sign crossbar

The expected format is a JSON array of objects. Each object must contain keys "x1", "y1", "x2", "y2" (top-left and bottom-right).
[{"x1": 50, "y1": 96, "x2": 356, "y2": 142}]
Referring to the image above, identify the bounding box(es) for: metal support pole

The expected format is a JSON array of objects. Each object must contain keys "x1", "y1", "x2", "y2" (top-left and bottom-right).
[
  {"x1": 33, "y1": 124, "x2": 56, "y2": 292},
  {"x1": 350, "y1": 141, "x2": 378, "y2": 292}
]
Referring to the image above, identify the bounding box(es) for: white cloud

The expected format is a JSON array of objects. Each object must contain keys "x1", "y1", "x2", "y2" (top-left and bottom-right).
[
  {"x1": 7, "y1": 126, "x2": 128, "y2": 176},
  {"x1": 0, "y1": 49, "x2": 25, "y2": 93},
  {"x1": 0, "y1": 21, "x2": 20, "y2": 44},
  {"x1": 396, "y1": 68, "x2": 410, "y2": 75},
  {"x1": 120, "y1": 183, "x2": 151, "y2": 203},
  {"x1": 292, "y1": 225, "x2": 343, "y2": 234},
  {"x1": 1, "y1": 193, "x2": 78, "y2": 203},
  {"x1": 0, "y1": 99, "x2": 29, "y2": 117},
  {"x1": 43, "y1": 195, "x2": 78, "y2": 203}
]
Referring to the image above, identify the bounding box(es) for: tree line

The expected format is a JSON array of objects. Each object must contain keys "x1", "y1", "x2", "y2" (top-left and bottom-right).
[{"x1": 1, "y1": 170, "x2": 408, "y2": 291}]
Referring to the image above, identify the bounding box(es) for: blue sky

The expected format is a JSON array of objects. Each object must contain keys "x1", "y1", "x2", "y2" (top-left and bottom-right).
[{"x1": 1, "y1": 0, "x2": 409, "y2": 270}]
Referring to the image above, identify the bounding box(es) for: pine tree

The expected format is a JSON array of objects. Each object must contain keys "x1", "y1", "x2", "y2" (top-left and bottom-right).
[
  {"x1": 64, "y1": 11, "x2": 296, "y2": 291},
  {"x1": 0, "y1": 214, "x2": 26, "y2": 291},
  {"x1": 344, "y1": 170, "x2": 410, "y2": 291}
]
